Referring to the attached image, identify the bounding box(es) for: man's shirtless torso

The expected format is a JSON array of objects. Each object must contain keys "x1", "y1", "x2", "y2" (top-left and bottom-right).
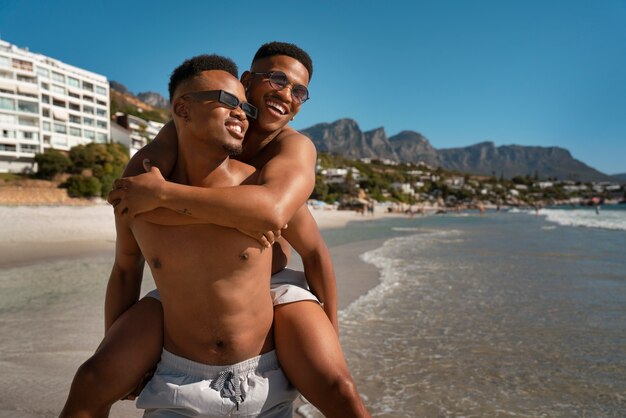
[{"x1": 128, "y1": 162, "x2": 274, "y2": 366}]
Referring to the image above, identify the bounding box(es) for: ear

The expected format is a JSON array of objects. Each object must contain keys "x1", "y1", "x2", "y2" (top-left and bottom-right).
[
  {"x1": 172, "y1": 98, "x2": 189, "y2": 120},
  {"x1": 241, "y1": 71, "x2": 251, "y2": 92}
]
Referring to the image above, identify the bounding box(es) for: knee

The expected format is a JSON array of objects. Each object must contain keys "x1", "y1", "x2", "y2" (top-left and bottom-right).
[{"x1": 74, "y1": 356, "x2": 108, "y2": 389}]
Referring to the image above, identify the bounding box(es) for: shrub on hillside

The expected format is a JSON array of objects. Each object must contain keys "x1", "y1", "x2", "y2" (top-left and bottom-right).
[
  {"x1": 65, "y1": 175, "x2": 102, "y2": 198},
  {"x1": 34, "y1": 150, "x2": 70, "y2": 179}
]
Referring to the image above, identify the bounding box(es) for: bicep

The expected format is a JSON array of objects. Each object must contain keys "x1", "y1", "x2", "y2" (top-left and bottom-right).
[
  {"x1": 257, "y1": 139, "x2": 316, "y2": 216},
  {"x1": 282, "y1": 205, "x2": 324, "y2": 256}
]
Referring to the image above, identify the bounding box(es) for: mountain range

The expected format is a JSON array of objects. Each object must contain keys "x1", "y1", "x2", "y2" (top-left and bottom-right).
[
  {"x1": 106, "y1": 85, "x2": 619, "y2": 183},
  {"x1": 301, "y1": 119, "x2": 616, "y2": 182}
]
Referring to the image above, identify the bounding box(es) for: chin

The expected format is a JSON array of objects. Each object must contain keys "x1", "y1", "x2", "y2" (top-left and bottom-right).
[{"x1": 223, "y1": 144, "x2": 243, "y2": 156}]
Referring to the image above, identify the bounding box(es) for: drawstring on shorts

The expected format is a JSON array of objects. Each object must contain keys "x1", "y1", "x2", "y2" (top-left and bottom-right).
[{"x1": 210, "y1": 369, "x2": 244, "y2": 409}]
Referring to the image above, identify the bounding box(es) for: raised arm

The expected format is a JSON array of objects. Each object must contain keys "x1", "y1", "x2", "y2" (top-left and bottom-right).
[
  {"x1": 104, "y1": 215, "x2": 145, "y2": 332},
  {"x1": 282, "y1": 205, "x2": 339, "y2": 333},
  {"x1": 109, "y1": 131, "x2": 317, "y2": 234},
  {"x1": 122, "y1": 121, "x2": 178, "y2": 178}
]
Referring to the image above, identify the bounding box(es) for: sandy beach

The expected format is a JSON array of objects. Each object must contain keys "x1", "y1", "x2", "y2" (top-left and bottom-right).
[{"x1": 0, "y1": 203, "x2": 392, "y2": 417}]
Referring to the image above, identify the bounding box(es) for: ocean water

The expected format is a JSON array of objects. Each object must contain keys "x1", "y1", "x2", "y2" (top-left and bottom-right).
[
  {"x1": 329, "y1": 206, "x2": 626, "y2": 417},
  {"x1": 1, "y1": 206, "x2": 625, "y2": 417}
]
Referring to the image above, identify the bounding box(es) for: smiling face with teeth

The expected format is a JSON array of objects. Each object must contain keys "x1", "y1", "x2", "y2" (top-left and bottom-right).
[
  {"x1": 173, "y1": 70, "x2": 249, "y2": 156},
  {"x1": 241, "y1": 55, "x2": 310, "y2": 134}
]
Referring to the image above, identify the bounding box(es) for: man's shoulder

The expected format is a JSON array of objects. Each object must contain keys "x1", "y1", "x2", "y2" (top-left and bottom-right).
[
  {"x1": 231, "y1": 159, "x2": 258, "y2": 185},
  {"x1": 272, "y1": 126, "x2": 315, "y2": 152}
]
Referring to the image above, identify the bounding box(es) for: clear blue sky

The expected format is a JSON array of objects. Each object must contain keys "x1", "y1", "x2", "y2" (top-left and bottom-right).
[{"x1": 1, "y1": 0, "x2": 625, "y2": 175}]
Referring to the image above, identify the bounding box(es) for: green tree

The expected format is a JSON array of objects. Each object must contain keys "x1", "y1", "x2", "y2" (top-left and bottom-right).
[
  {"x1": 65, "y1": 175, "x2": 102, "y2": 198},
  {"x1": 34, "y1": 149, "x2": 70, "y2": 179}
]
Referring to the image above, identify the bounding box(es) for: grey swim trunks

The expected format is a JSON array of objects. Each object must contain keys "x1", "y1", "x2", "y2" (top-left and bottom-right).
[
  {"x1": 137, "y1": 349, "x2": 296, "y2": 417},
  {"x1": 269, "y1": 268, "x2": 320, "y2": 306},
  {"x1": 144, "y1": 268, "x2": 320, "y2": 307}
]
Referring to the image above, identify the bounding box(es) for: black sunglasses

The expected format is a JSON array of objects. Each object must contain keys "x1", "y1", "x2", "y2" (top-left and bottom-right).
[
  {"x1": 182, "y1": 90, "x2": 258, "y2": 119},
  {"x1": 250, "y1": 71, "x2": 309, "y2": 104}
]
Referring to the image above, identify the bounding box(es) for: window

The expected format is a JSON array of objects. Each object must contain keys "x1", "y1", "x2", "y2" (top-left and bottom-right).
[
  {"x1": 83, "y1": 129, "x2": 95, "y2": 139},
  {"x1": 83, "y1": 117, "x2": 94, "y2": 126},
  {"x1": 53, "y1": 123, "x2": 67, "y2": 134},
  {"x1": 96, "y1": 132, "x2": 107, "y2": 143},
  {"x1": 0, "y1": 55, "x2": 10, "y2": 68},
  {"x1": 41, "y1": 83, "x2": 49, "y2": 90},
  {"x1": 97, "y1": 120, "x2": 107, "y2": 129},
  {"x1": 68, "y1": 102, "x2": 80, "y2": 111},
  {"x1": 36, "y1": 67, "x2": 49, "y2": 78},
  {"x1": 17, "y1": 100, "x2": 38, "y2": 114},
  {"x1": 0, "y1": 144, "x2": 17, "y2": 152},
  {"x1": 83, "y1": 105, "x2": 94, "y2": 114},
  {"x1": 96, "y1": 85, "x2": 107, "y2": 95},
  {"x1": 12, "y1": 59, "x2": 33, "y2": 71},
  {"x1": 51, "y1": 84, "x2": 66, "y2": 95},
  {"x1": 52, "y1": 98, "x2": 66, "y2": 108},
  {"x1": 0, "y1": 114, "x2": 17, "y2": 124},
  {"x1": 82, "y1": 81, "x2": 93, "y2": 92},
  {"x1": 69, "y1": 114, "x2": 81, "y2": 124},
  {"x1": 69, "y1": 127, "x2": 81, "y2": 137},
  {"x1": 68, "y1": 91, "x2": 80, "y2": 99},
  {"x1": 51, "y1": 72, "x2": 65, "y2": 83},
  {"x1": 42, "y1": 94, "x2": 50, "y2": 104},
  {"x1": 96, "y1": 107, "x2": 107, "y2": 117},
  {"x1": 0, "y1": 97, "x2": 15, "y2": 111},
  {"x1": 18, "y1": 117, "x2": 37, "y2": 127},
  {"x1": 17, "y1": 75, "x2": 36, "y2": 84},
  {"x1": 42, "y1": 121, "x2": 51, "y2": 132},
  {"x1": 1, "y1": 129, "x2": 15, "y2": 138},
  {"x1": 19, "y1": 131, "x2": 38, "y2": 140},
  {"x1": 68, "y1": 77, "x2": 80, "y2": 88},
  {"x1": 82, "y1": 95, "x2": 93, "y2": 102},
  {"x1": 97, "y1": 99, "x2": 106, "y2": 106},
  {"x1": 42, "y1": 108, "x2": 50, "y2": 117},
  {"x1": 20, "y1": 144, "x2": 39, "y2": 153}
]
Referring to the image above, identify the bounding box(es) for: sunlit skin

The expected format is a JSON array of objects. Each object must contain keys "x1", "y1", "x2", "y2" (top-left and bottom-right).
[{"x1": 60, "y1": 54, "x2": 370, "y2": 418}]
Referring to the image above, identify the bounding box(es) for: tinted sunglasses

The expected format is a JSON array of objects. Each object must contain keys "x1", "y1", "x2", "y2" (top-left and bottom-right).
[
  {"x1": 250, "y1": 71, "x2": 309, "y2": 104},
  {"x1": 182, "y1": 90, "x2": 258, "y2": 119}
]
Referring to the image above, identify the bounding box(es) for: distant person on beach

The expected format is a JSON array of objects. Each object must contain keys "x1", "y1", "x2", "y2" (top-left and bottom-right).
[{"x1": 61, "y1": 43, "x2": 369, "y2": 417}]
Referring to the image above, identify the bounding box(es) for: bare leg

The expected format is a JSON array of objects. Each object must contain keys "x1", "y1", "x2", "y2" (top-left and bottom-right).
[
  {"x1": 59, "y1": 297, "x2": 163, "y2": 418},
  {"x1": 274, "y1": 301, "x2": 371, "y2": 418}
]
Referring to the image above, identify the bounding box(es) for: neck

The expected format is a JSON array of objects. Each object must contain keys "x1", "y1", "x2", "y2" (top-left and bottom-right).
[
  {"x1": 241, "y1": 123, "x2": 282, "y2": 161},
  {"x1": 173, "y1": 131, "x2": 232, "y2": 187}
]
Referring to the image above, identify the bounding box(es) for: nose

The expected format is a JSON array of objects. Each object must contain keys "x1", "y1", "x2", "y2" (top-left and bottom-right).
[
  {"x1": 274, "y1": 83, "x2": 293, "y2": 103},
  {"x1": 230, "y1": 105, "x2": 246, "y2": 121}
]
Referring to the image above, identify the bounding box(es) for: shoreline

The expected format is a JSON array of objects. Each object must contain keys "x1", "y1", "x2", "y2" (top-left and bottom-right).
[{"x1": 0, "y1": 204, "x2": 392, "y2": 417}]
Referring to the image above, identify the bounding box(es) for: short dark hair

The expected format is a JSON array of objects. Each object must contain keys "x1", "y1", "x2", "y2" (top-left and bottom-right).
[
  {"x1": 168, "y1": 54, "x2": 238, "y2": 102},
  {"x1": 252, "y1": 42, "x2": 313, "y2": 80}
]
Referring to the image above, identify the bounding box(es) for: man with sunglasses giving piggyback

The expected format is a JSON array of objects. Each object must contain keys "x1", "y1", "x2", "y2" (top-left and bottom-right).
[{"x1": 60, "y1": 42, "x2": 371, "y2": 417}]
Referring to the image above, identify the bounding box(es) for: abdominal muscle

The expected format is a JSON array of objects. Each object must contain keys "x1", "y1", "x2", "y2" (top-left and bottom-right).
[{"x1": 132, "y1": 221, "x2": 275, "y2": 365}]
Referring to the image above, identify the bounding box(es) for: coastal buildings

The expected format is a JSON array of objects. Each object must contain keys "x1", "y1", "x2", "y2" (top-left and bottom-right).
[
  {"x1": 112, "y1": 112, "x2": 164, "y2": 156},
  {"x1": 0, "y1": 40, "x2": 110, "y2": 173}
]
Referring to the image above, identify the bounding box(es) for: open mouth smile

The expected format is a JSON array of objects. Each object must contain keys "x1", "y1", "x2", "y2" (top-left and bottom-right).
[{"x1": 266, "y1": 99, "x2": 288, "y2": 116}]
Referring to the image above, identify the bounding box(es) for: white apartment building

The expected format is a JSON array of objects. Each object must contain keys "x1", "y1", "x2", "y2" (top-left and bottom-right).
[{"x1": 0, "y1": 39, "x2": 110, "y2": 173}]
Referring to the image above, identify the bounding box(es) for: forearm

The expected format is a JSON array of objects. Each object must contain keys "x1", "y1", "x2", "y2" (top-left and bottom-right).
[{"x1": 159, "y1": 182, "x2": 294, "y2": 231}]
